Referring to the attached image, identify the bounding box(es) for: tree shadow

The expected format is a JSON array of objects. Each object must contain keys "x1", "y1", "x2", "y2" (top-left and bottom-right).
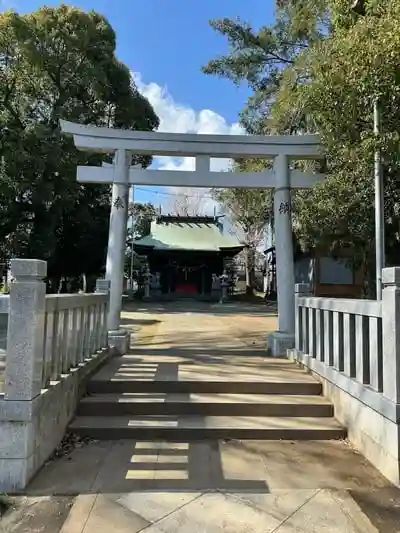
[
  {"x1": 26, "y1": 438, "x2": 270, "y2": 495},
  {"x1": 122, "y1": 300, "x2": 277, "y2": 318}
]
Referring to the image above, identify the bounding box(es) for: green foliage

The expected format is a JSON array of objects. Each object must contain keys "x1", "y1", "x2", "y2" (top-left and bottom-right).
[
  {"x1": 125, "y1": 202, "x2": 156, "y2": 281},
  {"x1": 0, "y1": 5, "x2": 159, "y2": 287},
  {"x1": 129, "y1": 202, "x2": 157, "y2": 239},
  {"x1": 293, "y1": 0, "x2": 400, "y2": 270},
  {"x1": 204, "y1": 0, "x2": 400, "y2": 289},
  {"x1": 202, "y1": 0, "x2": 329, "y2": 134}
]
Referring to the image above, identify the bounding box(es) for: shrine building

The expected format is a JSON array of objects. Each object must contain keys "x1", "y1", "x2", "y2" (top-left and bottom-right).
[{"x1": 133, "y1": 214, "x2": 243, "y2": 300}]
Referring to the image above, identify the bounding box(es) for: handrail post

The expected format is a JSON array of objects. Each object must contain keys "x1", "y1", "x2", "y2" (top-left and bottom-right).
[
  {"x1": 382, "y1": 267, "x2": 400, "y2": 403},
  {"x1": 96, "y1": 279, "x2": 111, "y2": 348},
  {"x1": 4, "y1": 259, "x2": 47, "y2": 400}
]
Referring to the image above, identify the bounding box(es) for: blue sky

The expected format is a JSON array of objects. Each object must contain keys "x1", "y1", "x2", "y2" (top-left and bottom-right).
[{"x1": 2, "y1": 0, "x2": 275, "y2": 208}]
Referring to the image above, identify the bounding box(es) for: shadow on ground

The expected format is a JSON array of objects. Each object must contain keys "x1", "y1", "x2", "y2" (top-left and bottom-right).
[
  {"x1": 123, "y1": 300, "x2": 277, "y2": 318},
  {"x1": 25, "y1": 437, "x2": 395, "y2": 497}
]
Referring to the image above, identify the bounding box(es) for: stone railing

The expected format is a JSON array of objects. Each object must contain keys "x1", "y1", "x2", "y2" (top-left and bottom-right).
[
  {"x1": 0, "y1": 259, "x2": 113, "y2": 491},
  {"x1": 289, "y1": 267, "x2": 400, "y2": 485},
  {"x1": 41, "y1": 293, "x2": 108, "y2": 389}
]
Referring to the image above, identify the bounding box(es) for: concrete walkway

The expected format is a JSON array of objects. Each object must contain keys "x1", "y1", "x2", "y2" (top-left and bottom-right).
[{"x1": 17, "y1": 302, "x2": 400, "y2": 532}]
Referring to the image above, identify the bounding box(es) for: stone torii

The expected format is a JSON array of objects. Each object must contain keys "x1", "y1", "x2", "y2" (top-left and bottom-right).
[{"x1": 60, "y1": 120, "x2": 324, "y2": 355}]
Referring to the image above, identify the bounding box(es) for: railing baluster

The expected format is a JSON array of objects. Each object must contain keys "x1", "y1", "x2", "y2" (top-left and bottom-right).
[
  {"x1": 95, "y1": 302, "x2": 102, "y2": 351},
  {"x1": 102, "y1": 302, "x2": 108, "y2": 347},
  {"x1": 302, "y1": 307, "x2": 309, "y2": 354},
  {"x1": 355, "y1": 314, "x2": 370, "y2": 384},
  {"x1": 42, "y1": 311, "x2": 54, "y2": 388},
  {"x1": 324, "y1": 310, "x2": 334, "y2": 366},
  {"x1": 93, "y1": 303, "x2": 100, "y2": 352},
  {"x1": 51, "y1": 309, "x2": 61, "y2": 381},
  {"x1": 61, "y1": 310, "x2": 69, "y2": 374},
  {"x1": 343, "y1": 313, "x2": 356, "y2": 378},
  {"x1": 316, "y1": 309, "x2": 325, "y2": 362},
  {"x1": 369, "y1": 316, "x2": 383, "y2": 392},
  {"x1": 83, "y1": 305, "x2": 91, "y2": 359},
  {"x1": 308, "y1": 307, "x2": 316, "y2": 358},
  {"x1": 78, "y1": 306, "x2": 85, "y2": 363},
  {"x1": 89, "y1": 305, "x2": 95, "y2": 355},
  {"x1": 70, "y1": 307, "x2": 78, "y2": 367},
  {"x1": 295, "y1": 303, "x2": 302, "y2": 351},
  {"x1": 333, "y1": 312, "x2": 344, "y2": 371}
]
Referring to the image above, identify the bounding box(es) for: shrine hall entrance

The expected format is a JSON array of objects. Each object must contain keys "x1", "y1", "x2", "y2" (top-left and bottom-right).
[
  {"x1": 172, "y1": 260, "x2": 206, "y2": 295},
  {"x1": 148, "y1": 250, "x2": 229, "y2": 300},
  {"x1": 160, "y1": 256, "x2": 215, "y2": 297}
]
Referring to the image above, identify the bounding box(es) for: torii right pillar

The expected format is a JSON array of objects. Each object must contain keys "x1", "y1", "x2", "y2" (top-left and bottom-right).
[{"x1": 267, "y1": 154, "x2": 296, "y2": 356}]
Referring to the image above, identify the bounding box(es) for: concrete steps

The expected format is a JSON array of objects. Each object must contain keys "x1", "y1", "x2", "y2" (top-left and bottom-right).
[
  {"x1": 77, "y1": 393, "x2": 334, "y2": 418},
  {"x1": 69, "y1": 414, "x2": 346, "y2": 441},
  {"x1": 70, "y1": 354, "x2": 346, "y2": 442},
  {"x1": 86, "y1": 379, "x2": 323, "y2": 395}
]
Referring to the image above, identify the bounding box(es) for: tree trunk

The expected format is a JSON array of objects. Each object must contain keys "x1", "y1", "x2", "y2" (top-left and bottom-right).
[
  {"x1": 363, "y1": 254, "x2": 376, "y2": 299},
  {"x1": 245, "y1": 246, "x2": 255, "y2": 295}
]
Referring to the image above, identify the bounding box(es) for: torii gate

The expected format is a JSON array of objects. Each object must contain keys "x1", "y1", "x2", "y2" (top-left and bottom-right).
[{"x1": 60, "y1": 120, "x2": 324, "y2": 355}]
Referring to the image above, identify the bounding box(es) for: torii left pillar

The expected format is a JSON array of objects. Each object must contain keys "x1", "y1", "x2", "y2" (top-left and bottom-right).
[{"x1": 105, "y1": 148, "x2": 131, "y2": 354}]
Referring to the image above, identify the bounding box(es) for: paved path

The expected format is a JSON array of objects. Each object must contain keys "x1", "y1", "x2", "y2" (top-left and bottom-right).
[{"x1": 11, "y1": 302, "x2": 400, "y2": 532}]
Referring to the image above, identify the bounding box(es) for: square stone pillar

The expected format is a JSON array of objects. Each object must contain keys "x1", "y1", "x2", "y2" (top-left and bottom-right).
[
  {"x1": 5, "y1": 259, "x2": 47, "y2": 401},
  {"x1": 1, "y1": 259, "x2": 47, "y2": 491}
]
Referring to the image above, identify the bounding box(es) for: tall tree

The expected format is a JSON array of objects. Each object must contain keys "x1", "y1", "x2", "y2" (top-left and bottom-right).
[
  {"x1": 202, "y1": 0, "x2": 330, "y2": 134},
  {"x1": 128, "y1": 202, "x2": 157, "y2": 239},
  {"x1": 203, "y1": 1, "x2": 400, "y2": 295},
  {"x1": 0, "y1": 6, "x2": 159, "y2": 289},
  {"x1": 293, "y1": 0, "x2": 400, "y2": 287},
  {"x1": 212, "y1": 187, "x2": 271, "y2": 294},
  {"x1": 125, "y1": 202, "x2": 157, "y2": 279}
]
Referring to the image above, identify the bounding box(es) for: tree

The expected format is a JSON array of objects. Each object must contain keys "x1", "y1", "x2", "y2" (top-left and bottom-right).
[
  {"x1": 203, "y1": 1, "x2": 400, "y2": 296},
  {"x1": 166, "y1": 187, "x2": 209, "y2": 216},
  {"x1": 202, "y1": 0, "x2": 330, "y2": 134},
  {"x1": 212, "y1": 186, "x2": 272, "y2": 294},
  {"x1": 0, "y1": 6, "x2": 159, "y2": 290},
  {"x1": 128, "y1": 202, "x2": 157, "y2": 239},
  {"x1": 292, "y1": 0, "x2": 400, "y2": 288},
  {"x1": 125, "y1": 202, "x2": 157, "y2": 280}
]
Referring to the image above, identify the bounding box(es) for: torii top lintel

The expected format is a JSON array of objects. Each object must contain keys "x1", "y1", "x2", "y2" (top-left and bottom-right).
[{"x1": 60, "y1": 120, "x2": 323, "y2": 160}]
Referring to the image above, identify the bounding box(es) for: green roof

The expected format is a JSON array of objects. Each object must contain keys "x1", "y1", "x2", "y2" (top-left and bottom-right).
[{"x1": 134, "y1": 216, "x2": 243, "y2": 253}]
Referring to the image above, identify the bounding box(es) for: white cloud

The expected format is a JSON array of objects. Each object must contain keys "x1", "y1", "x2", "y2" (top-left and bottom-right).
[
  {"x1": 133, "y1": 72, "x2": 243, "y2": 173},
  {"x1": 133, "y1": 73, "x2": 244, "y2": 215}
]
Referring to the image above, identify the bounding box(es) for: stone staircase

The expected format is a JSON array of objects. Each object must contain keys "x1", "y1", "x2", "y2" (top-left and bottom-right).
[{"x1": 69, "y1": 355, "x2": 346, "y2": 441}]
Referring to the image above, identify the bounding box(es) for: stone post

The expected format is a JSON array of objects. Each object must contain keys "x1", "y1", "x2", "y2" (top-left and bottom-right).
[
  {"x1": 5, "y1": 259, "x2": 47, "y2": 401},
  {"x1": 95, "y1": 279, "x2": 111, "y2": 350},
  {"x1": 220, "y1": 271, "x2": 229, "y2": 302},
  {"x1": 95, "y1": 278, "x2": 111, "y2": 294},
  {"x1": 382, "y1": 267, "x2": 400, "y2": 404},
  {"x1": 104, "y1": 149, "x2": 131, "y2": 354},
  {"x1": 267, "y1": 154, "x2": 296, "y2": 356},
  {"x1": 144, "y1": 270, "x2": 151, "y2": 300}
]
